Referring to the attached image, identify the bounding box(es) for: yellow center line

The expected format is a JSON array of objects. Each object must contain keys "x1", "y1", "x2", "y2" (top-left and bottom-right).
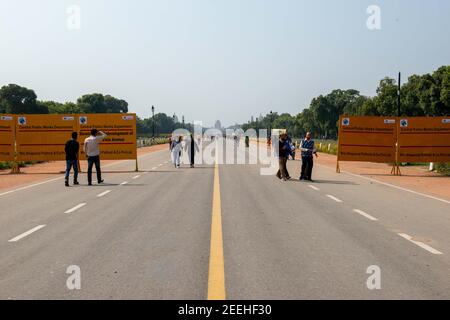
[{"x1": 207, "y1": 150, "x2": 226, "y2": 300}]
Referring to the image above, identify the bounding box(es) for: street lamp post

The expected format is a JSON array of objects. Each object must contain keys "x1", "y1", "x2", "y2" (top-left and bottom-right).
[
  {"x1": 269, "y1": 110, "x2": 273, "y2": 138},
  {"x1": 151, "y1": 105, "x2": 155, "y2": 139}
]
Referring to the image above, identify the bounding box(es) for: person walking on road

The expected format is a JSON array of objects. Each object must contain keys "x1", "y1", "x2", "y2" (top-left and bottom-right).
[
  {"x1": 64, "y1": 132, "x2": 80, "y2": 187},
  {"x1": 168, "y1": 136, "x2": 173, "y2": 151},
  {"x1": 171, "y1": 136, "x2": 183, "y2": 168},
  {"x1": 299, "y1": 132, "x2": 318, "y2": 181},
  {"x1": 291, "y1": 142, "x2": 296, "y2": 160},
  {"x1": 185, "y1": 134, "x2": 199, "y2": 168},
  {"x1": 276, "y1": 133, "x2": 291, "y2": 181},
  {"x1": 84, "y1": 128, "x2": 107, "y2": 186},
  {"x1": 286, "y1": 135, "x2": 296, "y2": 161}
]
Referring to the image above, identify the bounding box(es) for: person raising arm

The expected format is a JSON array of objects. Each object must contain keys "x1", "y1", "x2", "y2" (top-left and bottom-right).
[{"x1": 84, "y1": 128, "x2": 107, "y2": 186}]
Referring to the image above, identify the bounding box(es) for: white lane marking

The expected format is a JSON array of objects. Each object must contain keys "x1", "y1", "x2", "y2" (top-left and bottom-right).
[
  {"x1": 0, "y1": 177, "x2": 63, "y2": 197},
  {"x1": 97, "y1": 190, "x2": 112, "y2": 197},
  {"x1": 309, "y1": 185, "x2": 320, "y2": 191},
  {"x1": 8, "y1": 225, "x2": 46, "y2": 242},
  {"x1": 158, "y1": 164, "x2": 163, "y2": 167},
  {"x1": 398, "y1": 233, "x2": 443, "y2": 255},
  {"x1": 132, "y1": 175, "x2": 140, "y2": 179},
  {"x1": 326, "y1": 195, "x2": 343, "y2": 203},
  {"x1": 152, "y1": 167, "x2": 158, "y2": 170},
  {"x1": 317, "y1": 164, "x2": 450, "y2": 205},
  {"x1": 120, "y1": 181, "x2": 128, "y2": 186},
  {"x1": 64, "y1": 203, "x2": 87, "y2": 214},
  {"x1": 0, "y1": 149, "x2": 167, "y2": 198},
  {"x1": 353, "y1": 209, "x2": 378, "y2": 221}
]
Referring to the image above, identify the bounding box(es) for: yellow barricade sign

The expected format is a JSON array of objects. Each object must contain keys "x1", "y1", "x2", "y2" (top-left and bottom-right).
[
  {"x1": 398, "y1": 117, "x2": 450, "y2": 163},
  {"x1": 16, "y1": 115, "x2": 77, "y2": 161},
  {"x1": 78, "y1": 114, "x2": 137, "y2": 160},
  {"x1": 337, "y1": 116, "x2": 397, "y2": 163},
  {"x1": 0, "y1": 115, "x2": 15, "y2": 161}
]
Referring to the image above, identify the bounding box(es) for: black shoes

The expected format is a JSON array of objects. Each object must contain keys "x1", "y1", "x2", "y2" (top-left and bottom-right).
[
  {"x1": 88, "y1": 180, "x2": 103, "y2": 186},
  {"x1": 66, "y1": 180, "x2": 80, "y2": 187}
]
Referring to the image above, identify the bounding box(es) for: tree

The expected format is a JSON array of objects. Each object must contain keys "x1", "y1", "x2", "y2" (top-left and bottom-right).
[
  {"x1": 298, "y1": 108, "x2": 317, "y2": 136},
  {"x1": 75, "y1": 93, "x2": 129, "y2": 114},
  {"x1": 0, "y1": 84, "x2": 48, "y2": 114},
  {"x1": 104, "y1": 95, "x2": 128, "y2": 113},
  {"x1": 38, "y1": 101, "x2": 83, "y2": 114},
  {"x1": 360, "y1": 98, "x2": 378, "y2": 116},
  {"x1": 441, "y1": 68, "x2": 450, "y2": 113},
  {"x1": 431, "y1": 66, "x2": 450, "y2": 115},
  {"x1": 273, "y1": 113, "x2": 295, "y2": 131},
  {"x1": 401, "y1": 75, "x2": 426, "y2": 116},
  {"x1": 374, "y1": 78, "x2": 398, "y2": 116},
  {"x1": 77, "y1": 93, "x2": 106, "y2": 113}
]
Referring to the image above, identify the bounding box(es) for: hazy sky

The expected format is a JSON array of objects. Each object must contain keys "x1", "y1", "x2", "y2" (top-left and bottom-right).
[{"x1": 0, "y1": 0, "x2": 449, "y2": 127}]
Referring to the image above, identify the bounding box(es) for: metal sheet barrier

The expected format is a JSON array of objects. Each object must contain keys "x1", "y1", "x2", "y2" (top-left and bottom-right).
[
  {"x1": 0, "y1": 113, "x2": 137, "y2": 173},
  {"x1": 337, "y1": 116, "x2": 450, "y2": 175}
]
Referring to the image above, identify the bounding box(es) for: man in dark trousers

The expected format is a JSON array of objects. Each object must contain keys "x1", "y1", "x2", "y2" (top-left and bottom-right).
[
  {"x1": 185, "y1": 134, "x2": 200, "y2": 168},
  {"x1": 64, "y1": 132, "x2": 80, "y2": 187},
  {"x1": 300, "y1": 132, "x2": 318, "y2": 181},
  {"x1": 276, "y1": 133, "x2": 291, "y2": 181},
  {"x1": 84, "y1": 128, "x2": 107, "y2": 186}
]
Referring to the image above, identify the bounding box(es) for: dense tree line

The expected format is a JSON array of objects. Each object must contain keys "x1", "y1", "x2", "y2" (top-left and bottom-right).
[
  {"x1": 136, "y1": 113, "x2": 193, "y2": 136},
  {"x1": 0, "y1": 84, "x2": 128, "y2": 115},
  {"x1": 0, "y1": 83, "x2": 191, "y2": 135},
  {"x1": 242, "y1": 66, "x2": 450, "y2": 139}
]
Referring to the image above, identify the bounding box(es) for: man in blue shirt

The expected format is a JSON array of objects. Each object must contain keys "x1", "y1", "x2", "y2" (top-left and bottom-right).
[{"x1": 300, "y1": 132, "x2": 318, "y2": 181}]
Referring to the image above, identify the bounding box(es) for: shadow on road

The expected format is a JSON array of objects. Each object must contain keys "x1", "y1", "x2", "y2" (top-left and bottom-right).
[{"x1": 292, "y1": 179, "x2": 358, "y2": 185}]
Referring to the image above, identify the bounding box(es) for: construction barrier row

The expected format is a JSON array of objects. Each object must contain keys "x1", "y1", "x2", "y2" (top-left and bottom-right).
[
  {"x1": 337, "y1": 116, "x2": 450, "y2": 175},
  {"x1": 0, "y1": 113, "x2": 137, "y2": 164}
]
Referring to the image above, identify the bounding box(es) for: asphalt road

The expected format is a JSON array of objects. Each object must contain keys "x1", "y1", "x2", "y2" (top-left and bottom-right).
[{"x1": 1, "y1": 143, "x2": 450, "y2": 299}]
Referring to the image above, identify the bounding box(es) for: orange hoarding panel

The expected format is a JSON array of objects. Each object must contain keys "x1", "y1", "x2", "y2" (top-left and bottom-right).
[
  {"x1": 0, "y1": 115, "x2": 15, "y2": 161},
  {"x1": 78, "y1": 114, "x2": 137, "y2": 160},
  {"x1": 338, "y1": 116, "x2": 397, "y2": 163},
  {"x1": 16, "y1": 115, "x2": 77, "y2": 161},
  {"x1": 398, "y1": 117, "x2": 450, "y2": 163}
]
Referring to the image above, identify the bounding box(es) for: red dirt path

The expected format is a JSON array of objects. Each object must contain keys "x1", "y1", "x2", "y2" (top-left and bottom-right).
[{"x1": 314, "y1": 153, "x2": 450, "y2": 201}]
